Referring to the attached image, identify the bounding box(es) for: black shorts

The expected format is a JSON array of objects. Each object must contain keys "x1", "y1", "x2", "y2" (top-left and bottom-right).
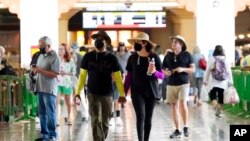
[{"x1": 209, "y1": 87, "x2": 224, "y2": 104}]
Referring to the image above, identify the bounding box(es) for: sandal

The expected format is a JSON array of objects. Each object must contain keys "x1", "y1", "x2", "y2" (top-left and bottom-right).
[{"x1": 67, "y1": 121, "x2": 72, "y2": 125}]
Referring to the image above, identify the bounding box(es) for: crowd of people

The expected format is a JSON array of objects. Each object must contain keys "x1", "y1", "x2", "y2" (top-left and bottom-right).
[{"x1": 0, "y1": 30, "x2": 236, "y2": 141}]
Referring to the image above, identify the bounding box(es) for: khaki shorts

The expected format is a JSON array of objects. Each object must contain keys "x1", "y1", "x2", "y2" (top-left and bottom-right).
[{"x1": 166, "y1": 84, "x2": 190, "y2": 104}]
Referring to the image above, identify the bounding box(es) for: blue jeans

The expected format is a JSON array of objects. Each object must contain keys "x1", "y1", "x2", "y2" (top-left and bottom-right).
[{"x1": 37, "y1": 92, "x2": 57, "y2": 139}]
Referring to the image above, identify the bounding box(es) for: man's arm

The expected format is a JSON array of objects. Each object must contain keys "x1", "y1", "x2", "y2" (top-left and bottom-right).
[
  {"x1": 113, "y1": 71, "x2": 125, "y2": 97},
  {"x1": 114, "y1": 70, "x2": 127, "y2": 103},
  {"x1": 35, "y1": 67, "x2": 58, "y2": 78},
  {"x1": 75, "y1": 69, "x2": 88, "y2": 95},
  {"x1": 174, "y1": 63, "x2": 195, "y2": 74}
]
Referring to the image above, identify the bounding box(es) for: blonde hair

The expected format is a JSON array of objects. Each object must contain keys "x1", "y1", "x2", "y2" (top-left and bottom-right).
[{"x1": 193, "y1": 46, "x2": 200, "y2": 54}]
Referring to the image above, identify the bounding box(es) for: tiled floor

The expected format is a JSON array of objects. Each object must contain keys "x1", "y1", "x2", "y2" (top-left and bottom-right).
[{"x1": 1, "y1": 97, "x2": 250, "y2": 141}]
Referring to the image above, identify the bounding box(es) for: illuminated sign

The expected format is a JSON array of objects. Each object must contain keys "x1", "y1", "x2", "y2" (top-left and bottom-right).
[{"x1": 82, "y1": 11, "x2": 166, "y2": 29}]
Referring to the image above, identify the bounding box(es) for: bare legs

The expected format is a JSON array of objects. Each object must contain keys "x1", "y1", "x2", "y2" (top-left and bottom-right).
[{"x1": 172, "y1": 100, "x2": 189, "y2": 130}]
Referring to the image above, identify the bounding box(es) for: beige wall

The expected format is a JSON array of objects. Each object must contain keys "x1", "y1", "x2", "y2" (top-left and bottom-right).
[
  {"x1": 179, "y1": 18, "x2": 196, "y2": 53},
  {"x1": 236, "y1": 11, "x2": 250, "y2": 34},
  {"x1": 151, "y1": 9, "x2": 196, "y2": 54},
  {"x1": 59, "y1": 19, "x2": 78, "y2": 48},
  {"x1": 58, "y1": 19, "x2": 68, "y2": 45},
  {"x1": 150, "y1": 18, "x2": 174, "y2": 54}
]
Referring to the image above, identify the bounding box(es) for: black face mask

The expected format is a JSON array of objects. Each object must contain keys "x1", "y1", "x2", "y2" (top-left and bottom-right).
[
  {"x1": 145, "y1": 45, "x2": 151, "y2": 52},
  {"x1": 134, "y1": 43, "x2": 142, "y2": 51},
  {"x1": 95, "y1": 39, "x2": 104, "y2": 49},
  {"x1": 40, "y1": 47, "x2": 46, "y2": 54}
]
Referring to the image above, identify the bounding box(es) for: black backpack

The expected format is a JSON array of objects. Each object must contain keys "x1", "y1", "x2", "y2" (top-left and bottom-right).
[{"x1": 29, "y1": 51, "x2": 41, "y2": 83}]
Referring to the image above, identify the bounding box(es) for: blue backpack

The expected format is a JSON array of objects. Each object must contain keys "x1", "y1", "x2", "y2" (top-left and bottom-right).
[{"x1": 211, "y1": 57, "x2": 228, "y2": 81}]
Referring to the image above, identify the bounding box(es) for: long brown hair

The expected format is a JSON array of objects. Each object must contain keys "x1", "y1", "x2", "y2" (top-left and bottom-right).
[{"x1": 61, "y1": 43, "x2": 71, "y2": 62}]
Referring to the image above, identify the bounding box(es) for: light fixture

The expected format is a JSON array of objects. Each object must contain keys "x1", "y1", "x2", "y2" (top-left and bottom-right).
[
  {"x1": 238, "y1": 34, "x2": 245, "y2": 39},
  {"x1": 247, "y1": 33, "x2": 250, "y2": 38},
  {"x1": 124, "y1": 0, "x2": 133, "y2": 8},
  {"x1": 74, "y1": 2, "x2": 179, "y2": 11},
  {"x1": 0, "y1": 3, "x2": 7, "y2": 8}
]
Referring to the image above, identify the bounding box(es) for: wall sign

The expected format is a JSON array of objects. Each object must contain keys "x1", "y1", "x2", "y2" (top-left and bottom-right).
[{"x1": 82, "y1": 11, "x2": 166, "y2": 29}]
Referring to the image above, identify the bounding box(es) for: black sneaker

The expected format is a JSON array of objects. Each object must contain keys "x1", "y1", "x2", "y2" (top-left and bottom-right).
[
  {"x1": 183, "y1": 127, "x2": 190, "y2": 137},
  {"x1": 169, "y1": 129, "x2": 182, "y2": 138},
  {"x1": 34, "y1": 137, "x2": 48, "y2": 141}
]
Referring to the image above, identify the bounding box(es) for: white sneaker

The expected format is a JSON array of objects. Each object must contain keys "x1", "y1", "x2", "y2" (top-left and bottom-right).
[
  {"x1": 115, "y1": 117, "x2": 123, "y2": 126},
  {"x1": 35, "y1": 117, "x2": 40, "y2": 123},
  {"x1": 109, "y1": 117, "x2": 115, "y2": 126}
]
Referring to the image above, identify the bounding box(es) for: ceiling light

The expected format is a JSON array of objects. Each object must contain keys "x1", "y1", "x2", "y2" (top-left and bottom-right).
[
  {"x1": 74, "y1": 2, "x2": 179, "y2": 11},
  {"x1": 247, "y1": 33, "x2": 250, "y2": 38},
  {"x1": 238, "y1": 34, "x2": 245, "y2": 39},
  {"x1": 0, "y1": 3, "x2": 7, "y2": 8}
]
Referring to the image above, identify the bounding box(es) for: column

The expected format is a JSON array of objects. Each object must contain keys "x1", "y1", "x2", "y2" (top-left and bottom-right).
[
  {"x1": 59, "y1": 19, "x2": 68, "y2": 45},
  {"x1": 196, "y1": 0, "x2": 235, "y2": 64},
  {"x1": 20, "y1": 0, "x2": 59, "y2": 68}
]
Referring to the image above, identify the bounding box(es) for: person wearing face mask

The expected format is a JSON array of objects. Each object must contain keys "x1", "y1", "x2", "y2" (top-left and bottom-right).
[
  {"x1": 32, "y1": 36, "x2": 60, "y2": 141},
  {"x1": 0, "y1": 46, "x2": 17, "y2": 76},
  {"x1": 74, "y1": 30, "x2": 126, "y2": 141},
  {"x1": 124, "y1": 32, "x2": 164, "y2": 141},
  {"x1": 162, "y1": 35, "x2": 195, "y2": 139}
]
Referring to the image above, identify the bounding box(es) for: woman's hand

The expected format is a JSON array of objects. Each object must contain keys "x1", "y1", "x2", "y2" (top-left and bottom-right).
[
  {"x1": 163, "y1": 69, "x2": 171, "y2": 76},
  {"x1": 147, "y1": 63, "x2": 156, "y2": 74},
  {"x1": 60, "y1": 70, "x2": 66, "y2": 76}
]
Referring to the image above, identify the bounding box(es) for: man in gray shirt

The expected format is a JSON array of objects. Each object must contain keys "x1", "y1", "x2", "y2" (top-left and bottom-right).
[{"x1": 32, "y1": 36, "x2": 60, "y2": 141}]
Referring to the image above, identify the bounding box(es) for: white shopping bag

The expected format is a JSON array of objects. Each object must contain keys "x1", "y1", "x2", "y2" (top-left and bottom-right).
[
  {"x1": 76, "y1": 89, "x2": 89, "y2": 119},
  {"x1": 224, "y1": 86, "x2": 240, "y2": 104},
  {"x1": 200, "y1": 85, "x2": 209, "y2": 102}
]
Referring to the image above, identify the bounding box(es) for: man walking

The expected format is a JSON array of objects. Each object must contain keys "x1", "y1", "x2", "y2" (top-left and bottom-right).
[
  {"x1": 162, "y1": 35, "x2": 195, "y2": 139},
  {"x1": 74, "y1": 30, "x2": 126, "y2": 141}
]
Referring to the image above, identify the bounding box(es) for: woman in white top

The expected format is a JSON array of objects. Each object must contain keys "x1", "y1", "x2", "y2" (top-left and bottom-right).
[
  {"x1": 203, "y1": 45, "x2": 233, "y2": 117},
  {"x1": 56, "y1": 43, "x2": 76, "y2": 125}
]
